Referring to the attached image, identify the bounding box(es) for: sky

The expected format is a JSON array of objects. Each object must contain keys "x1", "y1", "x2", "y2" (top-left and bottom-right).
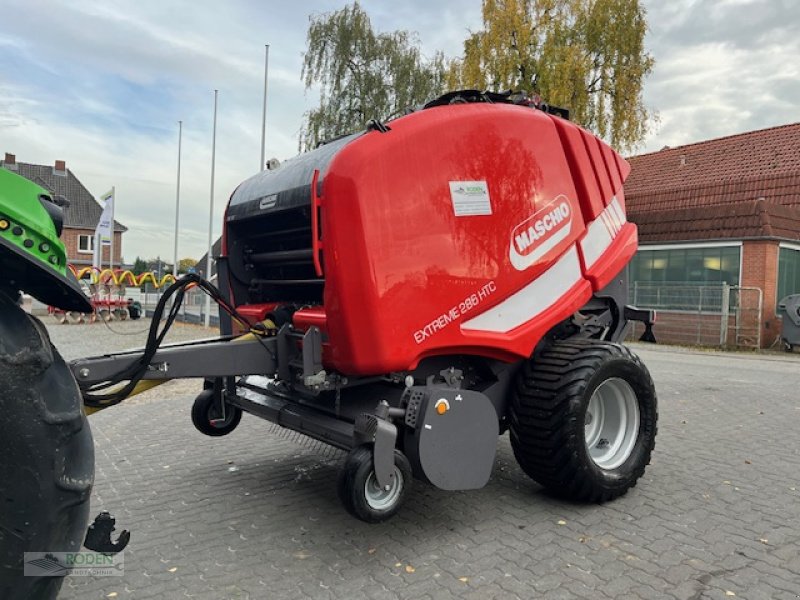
[{"x1": 1, "y1": 0, "x2": 799, "y2": 263}]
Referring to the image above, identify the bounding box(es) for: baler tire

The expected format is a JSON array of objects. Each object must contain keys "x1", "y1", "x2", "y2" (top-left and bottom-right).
[
  {"x1": 0, "y1": 291, "x2": 94, "y2": 600},
  {"x1": 337, "y1": 445, "x2": 411, "y2": 523},
  {"x1": 509, "y1": 339, "x2": 657, "y2": 503},
  {"x1": 191, "y1": 389, "x2": 241, "y2": 437}
]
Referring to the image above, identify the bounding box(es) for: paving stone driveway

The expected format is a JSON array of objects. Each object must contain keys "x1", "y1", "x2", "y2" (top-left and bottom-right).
[{"x1": 48, "y1": 321, "x2": 800, "y2": 599}]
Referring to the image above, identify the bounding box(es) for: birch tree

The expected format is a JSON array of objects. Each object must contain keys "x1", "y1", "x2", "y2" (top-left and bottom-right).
[
  {"x1": 454, "y1": 0, "x2": 654, "y2": 151},
  {"x1": 300, "y1": 2, "x2": 447, "y2": 150}
]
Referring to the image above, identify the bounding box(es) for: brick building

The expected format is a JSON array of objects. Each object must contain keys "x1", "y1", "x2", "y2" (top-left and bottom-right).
[
  {"x1": 1, "y1": 153, "x2": 126, "y2": 268},
  {"x1": 625, "y1": 123, "x2": 800, "y2": 347}
]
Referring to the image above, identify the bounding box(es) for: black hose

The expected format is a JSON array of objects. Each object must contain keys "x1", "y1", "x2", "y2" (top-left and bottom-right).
[{"x1": 80, "y1": 274, "x2": 268, "y2": 409}]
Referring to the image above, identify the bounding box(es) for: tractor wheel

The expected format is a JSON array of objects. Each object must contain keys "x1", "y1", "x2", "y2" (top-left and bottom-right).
[
  {"x1": 0, "y1": 291, "x2": 94, "y2": 600},
  {"x1": 191, "y1": 389, "x2": 241, "y2": 437},
  {"x1": 509, "y1": 339, "x2": 657, "y2": 503},
  {"x1": 337, "y1": 445, "x2": 411, "y2": 523}
]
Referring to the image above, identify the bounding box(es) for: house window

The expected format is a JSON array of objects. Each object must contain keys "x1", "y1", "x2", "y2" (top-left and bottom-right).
[
  {"x1": 78, "y1": 234, "x2": 95, "y2": 254},
  {"x1": 777, "y1": 245, "x2": 800, "y2": 306},
  {"x1": 628, "y1": 244, "x2": 741, "y2": 311}
]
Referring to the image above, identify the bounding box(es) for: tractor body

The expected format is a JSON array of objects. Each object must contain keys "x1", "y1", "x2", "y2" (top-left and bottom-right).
[{"x1": 0, "y1": 168, "x2": 91, "y2": 312}]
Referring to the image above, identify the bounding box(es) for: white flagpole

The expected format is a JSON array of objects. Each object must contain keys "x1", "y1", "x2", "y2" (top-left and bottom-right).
[
  {"x1": 93, "y1": 232, "x2": 100, "y2": 269},
  {"x1": 260, "y1": 44, "x2": 269, "y2": 171},
  {"x1": 204, "y1": 90, "x2": 218, "y2": 327},
  {"x1": 109, "y1": 186, "x2": 115, "y2": 270},
  {"x1": 173, "y1": 120, "x2": 183, "y2": 277}
]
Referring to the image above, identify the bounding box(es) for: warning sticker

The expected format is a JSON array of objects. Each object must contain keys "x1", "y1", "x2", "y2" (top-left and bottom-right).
[{"x1": 449, "y1": 181, "x2": 492, "y2": 216}]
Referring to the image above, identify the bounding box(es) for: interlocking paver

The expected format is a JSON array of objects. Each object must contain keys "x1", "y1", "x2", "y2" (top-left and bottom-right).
[{"x1": 41, "y1": 320, "x2": 800, "y2": 599}]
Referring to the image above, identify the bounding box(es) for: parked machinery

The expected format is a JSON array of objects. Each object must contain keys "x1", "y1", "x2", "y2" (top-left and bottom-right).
[{"x1": 0, "y1": 88, "x2": 658, "y2": 600}]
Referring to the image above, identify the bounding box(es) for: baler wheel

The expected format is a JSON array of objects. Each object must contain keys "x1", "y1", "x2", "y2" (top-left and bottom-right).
[
  {"x1": 509, "y1": 340, "x2": 657, "y2": 502},
  {"x1": 0, "y1": 291, "x2": 94, "y2": 600},
  {"x1": 191, "y1": 389, "x2": 242, "y2": 437},
  {"x1": 337, "y1": 445, "x2": 411, "y2": 523}
]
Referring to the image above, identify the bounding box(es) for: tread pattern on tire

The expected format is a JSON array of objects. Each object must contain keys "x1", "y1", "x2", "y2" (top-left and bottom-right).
[
  {"x1": 0, "y1": 292, "x2": 94, "y2": 600},
  {"x1": 509, "y1": 339, "x2": 657, "y2": 503}
]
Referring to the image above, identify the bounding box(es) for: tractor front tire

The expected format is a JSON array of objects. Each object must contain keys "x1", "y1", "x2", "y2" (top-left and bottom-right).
[
  {"x1": 191, "y1": 389, "x2": 242, "y2": 437},
  {"x1": 509, "y1": 339, "x2": 657, "y2": 503},
  {"x1": 0, "y1": 291, "x2": 94, "y2": 600}
]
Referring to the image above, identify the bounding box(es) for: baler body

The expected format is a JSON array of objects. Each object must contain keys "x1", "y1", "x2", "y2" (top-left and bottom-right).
[{"x1": 223, "y1": 103, "x2": 637, "y2": 375}]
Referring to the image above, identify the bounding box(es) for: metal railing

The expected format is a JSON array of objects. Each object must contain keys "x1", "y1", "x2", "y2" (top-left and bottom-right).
[
  {"x1": 133, "y1": 286, "x2": 219, "y2": 327},
  {"x1": 628, "y1": 282, "x2": 762, "y2": 349}
]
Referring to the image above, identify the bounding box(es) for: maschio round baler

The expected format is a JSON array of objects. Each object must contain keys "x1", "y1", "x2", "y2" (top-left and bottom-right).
[
  {"x1": 201, "y1": 93, "x2": 658, "y2": 521},
  {"x1": 2, "y1": 91, "x2": 658, "y2": 596}
]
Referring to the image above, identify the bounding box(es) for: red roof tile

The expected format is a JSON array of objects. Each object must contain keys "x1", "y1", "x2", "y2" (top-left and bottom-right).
[
  {"x1": 632, "y1": 199, "x2": 800, "y2": 243},
  {"x1": 625, "y1": 122, "x2": 800, "y2": 242}
]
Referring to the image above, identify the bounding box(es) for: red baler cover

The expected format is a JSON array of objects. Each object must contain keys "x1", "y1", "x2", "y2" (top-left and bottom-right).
[{"x1": 230, "y1": 103, "x2": 637, "y2": 375}]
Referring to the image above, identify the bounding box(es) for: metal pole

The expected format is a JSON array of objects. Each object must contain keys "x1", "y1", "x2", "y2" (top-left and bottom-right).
[
  {"x1": 173, "y1": 120, "x2": 182, "y2": 277},
  {"x1": 756, "y1": 288, "x2": 763, "y2": 349},
  {"x1": 109, "y1": 186, "x2": 115, "y2": 271},
  {"x1": 697, "y1": 287, "x2": 704, "y2": 345},
  {"x1": 720, "y1": 283, "x2": 730, "y2": 346},
  {"x1": 205, "y1": 90, "x2": 218, "y2": 328},
  {"x1": 260, "y1": 44, "x2": 270, "y2": 171}
]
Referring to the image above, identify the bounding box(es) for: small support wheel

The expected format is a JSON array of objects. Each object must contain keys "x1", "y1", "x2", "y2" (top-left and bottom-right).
[
  {"x1": 337, "y1": 445, "x2": 411, "y2": 523},
  {"x1": 191, "y1": 389, "x2": 241, "y2": 437}
]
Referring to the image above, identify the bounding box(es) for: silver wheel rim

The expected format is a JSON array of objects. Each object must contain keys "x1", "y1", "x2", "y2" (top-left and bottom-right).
[
  {"x1": 364, "y1": 467, "x2": 403, "y2": 510},
  {"x1": 584, "y1": 377, "x2": 640, "y2": 470}
]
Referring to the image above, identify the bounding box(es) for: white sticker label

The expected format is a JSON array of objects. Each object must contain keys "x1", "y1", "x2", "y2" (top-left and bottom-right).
[{"x1": 449, "y1": 181, "x2": 492, "y2": 216}]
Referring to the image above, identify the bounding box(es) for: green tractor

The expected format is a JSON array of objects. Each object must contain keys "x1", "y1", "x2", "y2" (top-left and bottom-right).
[{"x1": 0, "y1": 168, "x2": 96, "y2": 600}]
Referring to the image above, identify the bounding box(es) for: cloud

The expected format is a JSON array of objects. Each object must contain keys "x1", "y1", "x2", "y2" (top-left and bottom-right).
[{"x1": 640, "y1": 0, "x2": 800, "y2": 152}]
